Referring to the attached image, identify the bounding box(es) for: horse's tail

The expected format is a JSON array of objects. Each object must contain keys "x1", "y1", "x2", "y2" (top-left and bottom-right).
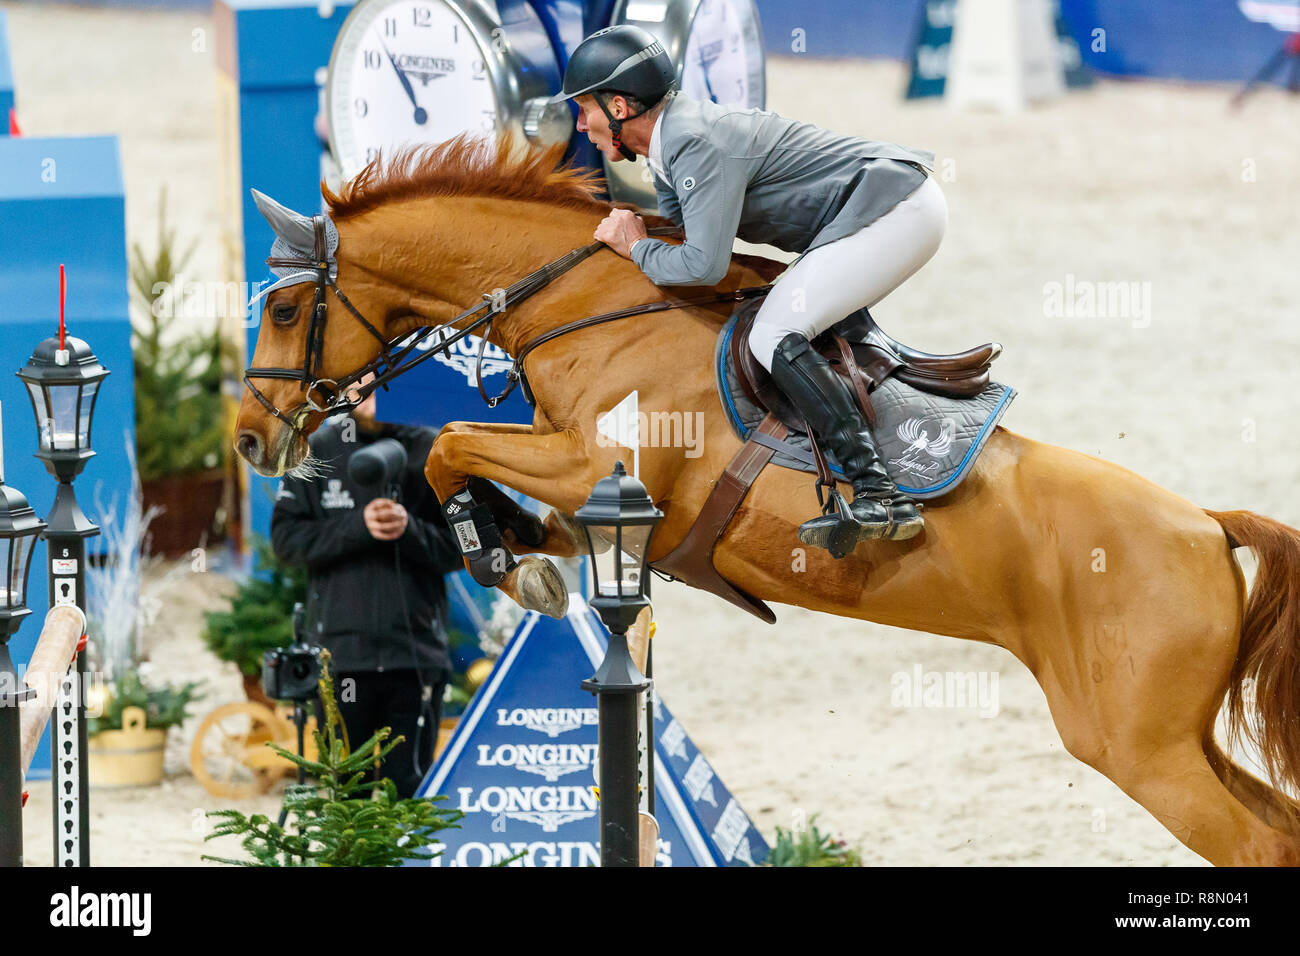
[{"x1": 1205, "y1": 508, "x2": 1300, "y2": 825}]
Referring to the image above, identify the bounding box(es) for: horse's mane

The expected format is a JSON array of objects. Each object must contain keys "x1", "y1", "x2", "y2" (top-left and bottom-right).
[{"x1": 323, "y1": 131, "x2": 618, "y2": 220}]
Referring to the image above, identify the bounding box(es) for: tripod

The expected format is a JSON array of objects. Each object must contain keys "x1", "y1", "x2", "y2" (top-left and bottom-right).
[
  {"x1": 276, "y1": 698, "x2": 318, "y2": 828},
  {"x1": 1232, "y1": 32, "x2": 1300, "y2": 107}
]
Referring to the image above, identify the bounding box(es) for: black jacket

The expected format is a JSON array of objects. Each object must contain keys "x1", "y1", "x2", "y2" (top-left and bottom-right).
[{"x1": 270, "y1": 416, "x2": 463, "y2": 679}]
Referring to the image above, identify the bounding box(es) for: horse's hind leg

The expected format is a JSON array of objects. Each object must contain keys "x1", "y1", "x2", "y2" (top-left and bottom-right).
[
  {"x1": 1101, "y1": 739, "x2": 1298, "y2": 865},
  {"x1": 1206, "y1": 738, "x2": 1300, "y2": 836},
  {"x1": 1037, "y1": 617, "x2": 1300, "y2": 866}
]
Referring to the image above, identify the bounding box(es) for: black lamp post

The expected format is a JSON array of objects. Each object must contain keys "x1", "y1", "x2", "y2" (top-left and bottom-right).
[
  {"x1": 0, "y1": 416, "x2": 47, "y2": 868},
  {"x1": 18, "y1": 332, "x2": 106, "y2": 868},
  {"x1": 576, "y1": 461, "x2": 661, "y2": 868}
]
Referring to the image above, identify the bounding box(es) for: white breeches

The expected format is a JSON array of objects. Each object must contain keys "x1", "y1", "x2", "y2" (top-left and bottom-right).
[{"x1": 748, "y1": 175, "x2": 948, "y2": 371}]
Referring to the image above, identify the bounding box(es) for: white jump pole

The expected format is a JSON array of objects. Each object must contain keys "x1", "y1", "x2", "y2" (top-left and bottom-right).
[{"x1": 18, "y1": 605, "x2": 87, "y2": 780}]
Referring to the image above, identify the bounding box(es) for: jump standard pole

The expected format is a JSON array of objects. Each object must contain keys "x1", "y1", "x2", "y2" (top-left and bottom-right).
[
  {"x1": 0, "y1": 402, "x2": 48, "y2": 867},
  {"x1": 18, "y1": 310, "x2": 108, "y2": 868},
  {"x1": 575, "y1": 462, "x2": 661, "y2": 868}
]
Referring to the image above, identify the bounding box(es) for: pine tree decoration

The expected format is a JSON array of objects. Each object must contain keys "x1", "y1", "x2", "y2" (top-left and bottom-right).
[
  {"x1": 202, "y1": 535, "x2": 309, "y2": 677},
  {"x1": 202, "y1": 652, "x2": 463, "y2": 867},
  {"x1": 129, "y1": 187, "x2": 239, "y2": 482}
]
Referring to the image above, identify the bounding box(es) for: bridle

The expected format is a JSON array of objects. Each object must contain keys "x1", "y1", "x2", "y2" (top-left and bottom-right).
[
  {"x1": 243, "y1": 216, "x2": 397, "y2": 430},
  {"x1": 243, "y1": 215, "x2": 773, "y2": 433}
]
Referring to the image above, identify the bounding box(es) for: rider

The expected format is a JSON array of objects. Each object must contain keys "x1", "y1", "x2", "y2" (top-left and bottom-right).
[{"x1": 551, "y1": 25, "x2": 947, "y2": 553}]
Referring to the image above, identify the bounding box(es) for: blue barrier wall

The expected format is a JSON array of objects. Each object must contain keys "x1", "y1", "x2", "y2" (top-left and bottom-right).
[
  {"x1": 754, "y1": 0, "x2": 925, "y2": 60},
  {"x1": 0, "y1": 135, "x2": 136, "y2": 778},
  {"x1": 752, "y1": 0, "x2": 1290, "y2": 84},
  {"x1": 1060, "y1": 0, "x2": 1288, "y2": 82},
  {"x1": 217, "y1": 0, "x2": 357, "y2": 547}
]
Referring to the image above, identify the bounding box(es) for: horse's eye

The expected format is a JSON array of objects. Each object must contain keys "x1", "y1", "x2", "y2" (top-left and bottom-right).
[{"x1": 272, "y1": 303, "x2": 298, "y2": 325}]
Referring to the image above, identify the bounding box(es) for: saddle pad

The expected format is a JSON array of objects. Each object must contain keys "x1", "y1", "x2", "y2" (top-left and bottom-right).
[{"x1": 714, "y1": 314, "x2": 1017, "y2": 500}]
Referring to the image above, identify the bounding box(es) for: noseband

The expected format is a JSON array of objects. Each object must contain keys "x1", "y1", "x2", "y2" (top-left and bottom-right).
[{"x1": 243, "y1": 215, "x2": 772, "y2": 434}]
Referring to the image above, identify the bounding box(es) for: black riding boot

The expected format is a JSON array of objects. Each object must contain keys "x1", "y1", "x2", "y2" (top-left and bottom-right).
[{"x1": 769, "y1": 332, "x2": 924, "y2": 551}]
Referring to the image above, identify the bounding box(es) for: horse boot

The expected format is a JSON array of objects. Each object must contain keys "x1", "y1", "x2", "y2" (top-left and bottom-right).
[
  {"x1": 442, "y1": 488, "x2": 518, "y2": 586},
  {"x1": 768, "y1": 332, "x2": 925, "y2": 550}
]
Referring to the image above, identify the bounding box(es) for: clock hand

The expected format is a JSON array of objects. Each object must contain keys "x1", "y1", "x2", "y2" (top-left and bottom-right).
[
  {"x1": 698, "y1": 50, "x2": 717, "y2": 103},
  {"x1": 376, "y1": 32, "x2": 428, "y2": 126}
]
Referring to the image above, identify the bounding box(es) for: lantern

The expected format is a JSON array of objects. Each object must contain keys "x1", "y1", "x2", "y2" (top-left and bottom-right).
[
  {"x1": 17, "y1": 335, "x2": 109, "y2": 481},
  {"x1": 574, "y1": 461, "x2": 663, "y2": 634}
]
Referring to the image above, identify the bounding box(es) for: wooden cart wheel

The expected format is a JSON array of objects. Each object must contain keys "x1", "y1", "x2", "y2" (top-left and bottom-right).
[{"x1": 190, "y1": 701, "x2": 288, "y2": 799}]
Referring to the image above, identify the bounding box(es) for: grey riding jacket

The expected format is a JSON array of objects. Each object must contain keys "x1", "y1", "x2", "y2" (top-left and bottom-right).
[{"x1": 631, "y1": 94, "x2": 934, "y2": 287}]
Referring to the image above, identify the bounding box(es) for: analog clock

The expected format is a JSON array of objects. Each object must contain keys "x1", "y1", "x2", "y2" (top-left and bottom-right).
[
  {"x1": 327, "y1": 0, "x2": 572, "y2": 182},
  {"x1": 605, "y1": 0, "x2": 766, "y2": 210},
  {"x1": 679, "y1": 0, "x2": 765, "y2": 109}
]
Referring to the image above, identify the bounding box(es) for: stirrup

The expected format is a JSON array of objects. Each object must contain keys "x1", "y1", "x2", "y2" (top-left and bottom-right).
[{"x1": 797, "y1": 487, "x2": 862, "y2": 559}]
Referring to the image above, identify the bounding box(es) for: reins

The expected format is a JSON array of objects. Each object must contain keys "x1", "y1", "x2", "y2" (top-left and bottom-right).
[{"x1": 246, "y1": 220, "x2": 774, "y2": 425}]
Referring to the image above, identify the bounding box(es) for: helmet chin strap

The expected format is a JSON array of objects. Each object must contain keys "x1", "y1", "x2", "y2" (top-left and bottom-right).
[{"x1": 594, "y1": 91, "x2": 642, "y2": 162}]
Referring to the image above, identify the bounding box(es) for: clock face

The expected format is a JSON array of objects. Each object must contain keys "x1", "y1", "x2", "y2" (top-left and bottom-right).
[
  {"x1": 328, "y1": 0, "x2": 498, "y2": 181},
  {"x1": 680, "y1": 0, "x2": 765, "y2": 109}
]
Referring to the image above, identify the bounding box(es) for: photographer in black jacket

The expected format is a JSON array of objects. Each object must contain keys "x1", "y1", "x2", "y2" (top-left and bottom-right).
[{"x1": 271, "y1": 383, "x2": 464, "y2": 797}]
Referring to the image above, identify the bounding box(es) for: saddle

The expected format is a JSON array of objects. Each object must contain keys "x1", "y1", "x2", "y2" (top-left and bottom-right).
[
  {"x1": 729, "y1": 297, "x2": 1002, "y2": 433},
  {"x1": 651, "y1": 294, "x2": 1006, "y2": 624}
]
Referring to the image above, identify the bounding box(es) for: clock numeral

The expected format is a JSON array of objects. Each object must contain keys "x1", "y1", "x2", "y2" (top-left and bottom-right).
[
  {"x1": 366, "y1": 147, "x2": 380, "y2": 164},
  {"x1": 472, "y1": 59, "x2": 485, "y2": 79},
  {"x1": 383, "y1": 16, "x2": 397, "y2": 36},
  {"x1": 453, "y1": 23, "x2": 458, "y2": 43},
  {"x1": 354, "y1": 97, "x2": 369, "y2": 118},
  {"x1": 736, "y1": 78, "x2": 744, "y2": 98},
  {"x1": 413, "y1": 6, "x2": 432, "y2": 27},
  {"x1": 363, "y1": 49, "x2": 382, "y2": 70}
]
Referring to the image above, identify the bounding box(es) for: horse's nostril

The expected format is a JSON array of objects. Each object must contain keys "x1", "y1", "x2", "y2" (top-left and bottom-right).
[{"x1": 236, "y1": 431, "x2": 262, "y2": 462}]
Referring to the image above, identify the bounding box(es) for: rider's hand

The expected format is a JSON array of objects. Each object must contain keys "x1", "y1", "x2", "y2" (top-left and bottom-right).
[
  {"x1": 364, "y1": 498, "x2": 408, "y2": 541},
  {"x1": 594, "y1": 208, "x2": 648, "y2": 259}
]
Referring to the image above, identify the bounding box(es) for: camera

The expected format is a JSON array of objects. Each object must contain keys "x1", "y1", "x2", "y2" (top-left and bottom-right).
[
  {"x1": 348, "y1": 437, "x2": 407, "y2": 499},
  {"x1": 262, "y1": 603, "x2": 324, "y2": 702}
]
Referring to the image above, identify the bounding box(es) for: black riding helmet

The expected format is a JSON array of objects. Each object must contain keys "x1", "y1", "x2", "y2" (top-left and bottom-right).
[{"x1": 550, "y1": 25, "x2": 677, "y2": 161}]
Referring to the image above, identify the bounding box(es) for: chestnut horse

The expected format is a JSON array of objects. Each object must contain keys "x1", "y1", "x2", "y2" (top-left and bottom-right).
[{"x1": 235, "y1": 135, "x2": 1300, "y2": 866}]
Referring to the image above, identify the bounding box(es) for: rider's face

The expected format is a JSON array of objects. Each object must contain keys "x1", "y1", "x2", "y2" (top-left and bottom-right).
[{"x1": 575, "y1": 94, "x2": 627, "y2": 161}]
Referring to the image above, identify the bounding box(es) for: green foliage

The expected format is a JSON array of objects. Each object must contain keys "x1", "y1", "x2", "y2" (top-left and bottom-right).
[
  {"x1": 129, "y1": 187, "x2": 240, "y2": 482},
  {"x1": 87, "y1": 670, "x2": 204, "y2": 736},
  {"x1": 765, "y1": 815, "x2": 863, "y2": 867},
  {"x1": 202, "y1": 535, "x2": 308, "y2": 676},
  {"x1": 203, "y1": 653, "x2": 463, "y2": 867}
]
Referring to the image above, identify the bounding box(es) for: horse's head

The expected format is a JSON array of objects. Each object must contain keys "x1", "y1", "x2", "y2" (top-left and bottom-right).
[
  {"x1": 236, "y1": 134, "x2": 681, "y2": 478},
  {"x1": 235, "y1": 189, "x2": 399, "y2": 477}
]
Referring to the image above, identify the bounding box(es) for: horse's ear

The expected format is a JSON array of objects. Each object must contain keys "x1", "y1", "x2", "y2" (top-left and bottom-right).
[{"x1": 251, "y1": 188, "x2": 316, "y2": 251}]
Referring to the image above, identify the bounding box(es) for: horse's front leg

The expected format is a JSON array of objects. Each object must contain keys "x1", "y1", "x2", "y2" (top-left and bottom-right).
[
  {"x1": 426, "y1": 426, "x2": 599, "y2": 618},
  {"x1": 468, "y1": 477, "x2": 589, "y2": 557},
  {"x1": 438, "y1": 424, "x2": 586, "y2": 558}
]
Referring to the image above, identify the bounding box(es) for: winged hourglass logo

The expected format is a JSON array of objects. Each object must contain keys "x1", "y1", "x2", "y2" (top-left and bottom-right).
[{"x1": 887, "y1": 416, "x2": 956, "y2": 480}]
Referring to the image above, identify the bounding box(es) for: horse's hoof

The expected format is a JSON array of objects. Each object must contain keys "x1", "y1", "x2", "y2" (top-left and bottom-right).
[{"x1": 516, "y1": 556, "x2": 568, "y2": 619}]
